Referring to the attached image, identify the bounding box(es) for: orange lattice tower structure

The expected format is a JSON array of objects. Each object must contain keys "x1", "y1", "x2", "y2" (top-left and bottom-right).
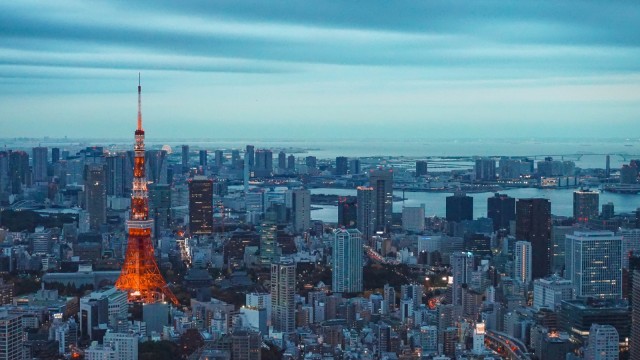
[{"x1": 115, "y1": 75, "x2": 178, "y2": 305}]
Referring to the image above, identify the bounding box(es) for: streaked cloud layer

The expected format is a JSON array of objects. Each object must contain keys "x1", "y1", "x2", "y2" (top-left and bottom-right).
[{"x1": 1, "y1": 0, "x2": 639, "y2": 139}]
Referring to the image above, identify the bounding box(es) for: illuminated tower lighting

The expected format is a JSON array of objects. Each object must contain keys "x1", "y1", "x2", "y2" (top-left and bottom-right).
[{"x1": 115, "y1": 75, "x2": 178, "y2": 305}]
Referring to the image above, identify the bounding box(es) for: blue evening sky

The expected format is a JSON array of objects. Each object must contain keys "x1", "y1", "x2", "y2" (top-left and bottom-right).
[{"x1": 1, "y1": 0, "x2": 639, "y2": 139}]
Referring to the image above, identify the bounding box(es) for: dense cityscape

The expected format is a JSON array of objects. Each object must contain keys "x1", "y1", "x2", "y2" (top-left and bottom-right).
[
  {"x1": 2, "y1": 1, "x2": 640, "y2": 360},
  {"x1": 0, "y1": 77, "x2": 638, "y2": 360}
]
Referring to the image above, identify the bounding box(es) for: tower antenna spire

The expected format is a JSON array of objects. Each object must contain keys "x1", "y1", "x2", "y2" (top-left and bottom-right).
[{"x1": 137, "y1": 73, "x2": 142, "y2": 130}]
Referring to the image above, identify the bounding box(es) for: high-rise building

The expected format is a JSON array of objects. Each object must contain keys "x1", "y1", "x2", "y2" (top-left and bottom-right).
[
  {"x1": 145, "y1": 150, "x2": 167, "y2": 185},
  {"x1": 619, "y1": 228, "x2": 640, "y2": 268},
  {"x1": 356, "y1": 186, "x2": 375, "y2": 243},
  {"x1": 516, "y1": 198, "x2": 551, "y2": 279},
  {"x1": 305, "y1": 156, "x2": 317, "y2": 169},
  {"x1": 231, "y1": 329, "x2": 262, "y2": 360},
  {"x1": 259, "y1": 221, "x2": 278, "y2": 267},
  {"x1": 415, "y1": 160, "x2": 428, "y2": 177},
  {"x1": 514, "y1": 241, "x2": 532, "y2": 285},
  {"x1": 601, "y1": 202, "x2": 615, "y2": 220},
  {"x1": 286, "y1": 189, "x2": 310, "y2": 233},
  {"x1": 338, "y1": 196, "x2": 357, "y2": 228},
  {"x1": 30, "y1": 227, "x2": 52, "y2": 255},
  {"x1": 474, "y1": 158, "x2": 496, "y2": 181},
  {"x1": 245, "y1": 145, "x2": 255, "y2": 171},
  {"x1": 383, "y1": 284, "x2": 395, "y2": 314},
  {"x1": 105, "y1": 152, "x2": 128, "y2": 197},
  {"x1": 335, "y1": 156, "x2": 348, "y2": 176},
  {"x1": 9, "y1": 150, "x2": 29, "y2": 194},
  {"x1": 573, "y1": 189, "x2": 599, "y2": 223},
  {"x1": 254, "y1": 149, "x2": 273, "y2": 178},
  {"x1": 0, "y1": 152, "x2": 8, "y2": 194},
  {"x1": 487, "y1": 193, "x2": 515, "y2": 231},
  {"x1": 103, "y1": 331, "x2": 138, "y2": 360},
  {"x1": 631, "y1": 269, "x2": 640, "y2": 360},
  {"x1": 446, "y1": 192, "x2": 473, "y2": 222},
  {"x1": 51, "y1": 147, "x2": 60, "y2": 164},
  {"x1": 271, "y1": 257, "x2": 295, "y2": 335},
  {"x1": 533, "y1": 275, "x2": 574, "y2": 311},
  {"x1": 332, "y1": 229, "x2": 363, "y2": 294},
  {"x1": 214, "y1": 150, "x2": 224, "y2": 168},
  {"x1": 85, "y1": 164, "x2": 106, "y2": 231},
  {"x1": 451, "y1": 252, "x2": 474, "y2": 307},
  {"x1": 148, "y1": 184, "x2": 171, "y2": 236},
  {"x1": 620, "y1": 163, "x2": 638, "y2": 184},
  {"x1": 278, "y1": 151, "x2": 287, "y2": 170},
  {"x1": 565, "y1": 231, "x2": 622, "y2": 299},
  {"x1": 349, "y1": 159, "x2": 361, "y2": 175},
  {"x1": 287, "y1": 154, "x2": 295, "y2": 171},
  {"x1": 585, "y1": 324, "x2": 619, "y2": 360},
  {"x1": 0, "y1": 312, "x2": 24, "y2": 360},
  {"x1": 199, "y1": 149, "x2": 207, "y2": 168},
  {"x1": 402, "y1": 205, "x2": 425, "y2": 233},
  {"x1": 188, "y1": 176, "x2": 213, "y2": 235},
  {"x1": 551, "y1": 225, "x2": 574, "y2": 275},
  {"x1": 32, "y1": 146, "x2": 48, "y2": 183},
  {"x1": 181, "y1": 145, "x2": 189, "y2": 173},
  {"x1": 369, "y1": 168, "x2": 393, "y2": 232}
]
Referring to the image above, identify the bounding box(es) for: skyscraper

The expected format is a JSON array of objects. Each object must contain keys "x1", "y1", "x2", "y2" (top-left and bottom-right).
[
  {"x1": 487, "y1": 193, "x2": 515, "y2": 231},
  {"x1": 446, "y1": 192, "x2": 473, "y2": 222},
  {"x1": 51, "y1": 147, "x2": 60, "y2": 164},
  {"x1": 585, "y1": 324, "x2": 619, "y2": 360},
  {"x1": 631, "y1": 269, "x2": 640, "y2": 360},
  {"x1": 271, "y1": 257, "x2": 295, "y2": 335},
  {"x1": 181, "y1": 145, "x2": 189, "y2": 173},
  {"x1": 245, "y1": 145, "x2": 255, "y2": 171},
  {"x1": 254, "y1": 149, "x2": 273, "y2": 178},
  {"x1": 278, "y1": 151, "x2": 287, "y2": 170},
  {"x1": 474, "y1": 158, "x2": 496, "y2": 181},
  {"x1": 338, "y1": 196, "x2": 357, "y2": 228},
  {"x1": 514, "y1": 241, "x2": 532, "y2": 286},
  {"x1": 565, "y1": 231, "x2": 622, "y2": 299},
  {"x1": 145, "y1": 150, "x2": 167, "y2": 185},
  {"x1": 356, "y1": 186, "x2": 375, "y2": 243},
  {"x1": 573, "y1": 189, "x2": 599, "y2": 223},
  {"x1": 335, "y1": 156, "x2": 348, "y2": 176},
  {"x1": 516, "y1": 198, "x2": 551, "y2": 279},
  {"x1": 369, "y1": 168, "x2": 393, "y2": 233},
  {"x1": 259, "y1": 221, "x2": 278, "y2": 267},
  {"x1": 9, "y1": 150, "x2": 29, "y2": 194},
  {"x1": 32, "y1": 146, "x2": 48, "y2": 183},
  {"x1": 332, "y1": 229, "x2": 363, "y2": 294},
  {"x1": 199, "y1": 149, "x2": 207, "y2": 168},
  {"x1": 287, "y1": 154, "x2": 295, "y2": 171},
  {"x1": 349, "y1": 159, "x2": 361, "y2": 175},
  {"x1": 415, "y1": 160, "x2": 428, "y2": 177},
  {"x1": 451, "y1": 252, "x2": 474, "y2": 307},
  {"x1": 105, "y1": 152, "x2": 128, "y2": 197},
  {"x1": 214, "y1": 150, "x2": 224, "y2": 168},
  {"x1": 188, "y1": 176, "x2": 213, "y2": 235},
  {"x1": 0, "y1": 312, "x2": 24, "y2": 360},
  {"x1": 85, "y1": 164, "x2": 106, "y2": 231},
  {"x1": 286, "y1": 189, "x2": 310, "y2": 233}
]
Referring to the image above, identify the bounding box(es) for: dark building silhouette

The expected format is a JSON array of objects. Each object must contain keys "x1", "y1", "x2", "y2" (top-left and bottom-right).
[
  {"x1": 338, "y1": 196, "x2": 357, "y2": 228},
  {"x1": 199, "y1": 150, "x2": 207, "y2": 168},
  {"x1": 84, "y1": 164, "x2": 106, "y2": 231},
  {"x1": 516, "y1": 198, "x2": 551, "y2": 279},
  {"x1": 487, "y1": 193, "x2": 515, "y2": 231},
  {"x1": 181, "y1": 145, "x2": 189, "y2": 173},
  {"x1": 446, "y1": 192, "x2": 473, "y2": 222},
  {"x1": 335, "y1": 157, "x2": 348, "y2": 176},
  {"x1": 415, "y1": 160, "x2": 428, "y2": 177},
  {"x1": 189, "y1": 176, "x2": 213, "y2": 235},
  {"x1": 278, "y1": 151, "x2": 287, "y2": 170},
  {"x1": 369, "y1": 168, "x2": 393, "y2": 232}
]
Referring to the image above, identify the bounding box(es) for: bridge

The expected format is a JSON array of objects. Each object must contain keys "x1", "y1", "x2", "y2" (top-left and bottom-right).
[
  {"x1": 485, "y1": 330, "x2": 531, "y2": 360},
  {"x1": 424, "y1": 153, "x2": 640, "y2": 162}
]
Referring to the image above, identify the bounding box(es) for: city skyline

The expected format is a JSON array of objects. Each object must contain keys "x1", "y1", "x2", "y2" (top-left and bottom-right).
[{"x1": 1, "y1": 1, "x2": 640, "y2": 139}]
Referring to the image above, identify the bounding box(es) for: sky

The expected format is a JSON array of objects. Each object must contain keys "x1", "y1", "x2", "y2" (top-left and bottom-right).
[{"x1": 1, "y1": 0, "x2": 640, "y2": 140}]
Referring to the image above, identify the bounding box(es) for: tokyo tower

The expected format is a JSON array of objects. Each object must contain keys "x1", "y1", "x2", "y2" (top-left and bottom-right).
[{"x1": 115, "y1": 75, "x2": 178, "y2": 305}]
